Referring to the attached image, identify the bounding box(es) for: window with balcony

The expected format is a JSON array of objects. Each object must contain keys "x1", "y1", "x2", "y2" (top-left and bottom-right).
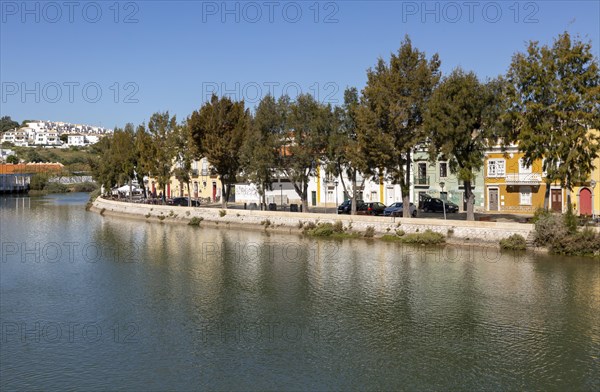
[{"x1": 487, "y1": 159, "x2": 505, "y2": 177}]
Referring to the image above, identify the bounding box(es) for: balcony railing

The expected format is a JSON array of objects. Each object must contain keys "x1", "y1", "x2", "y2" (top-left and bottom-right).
[
  {"x1": 414, "y1": 176, "x2": 429, "y2": 186},
  {"x1": 505, "y1": 173, "x2": 542, "y2": 184}
]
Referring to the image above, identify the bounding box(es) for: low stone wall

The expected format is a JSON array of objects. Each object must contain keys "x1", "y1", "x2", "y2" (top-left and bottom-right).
[{"x1": 92, "y1": 198, "x2": 534, "y2": 243}]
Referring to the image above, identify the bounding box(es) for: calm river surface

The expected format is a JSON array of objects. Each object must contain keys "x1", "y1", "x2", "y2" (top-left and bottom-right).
[{"x1": 1, "y1": 193, "x2": 599, "y2": 391}]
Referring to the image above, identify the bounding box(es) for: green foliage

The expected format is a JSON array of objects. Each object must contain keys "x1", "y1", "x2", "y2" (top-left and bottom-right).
[
  {"x1": 0, "y1": 116, "x2": 19, "y2": 133},
  {"x1": 260, "y1": 219, "x2": 272, "y2": 228},
  {"x1": 499, "y1": 234, "x2": 527, "y2": 251},
  {"x1": 425, "y1": 68, "x2": 503, "y2": 221},
  {"x1": 333, "y1": 220, "x2": 344, "y2": 233},
  {"x1": 399, "y1": 229, "x2": 445, "y2": 244},
  {"x1": 549, "y1": 228, "x2": 600, "y2": 257},
  {"x1": 29, "y1": 173, "x2": 49, "y2": 190},
  {"x1": 504, "y1": 32, "x2": 600, "y2": 206},
  {"x1": 71, "y1": 182, "x2": 98, "y2": 192},
  {"x1": 364, "y1": 226, "x2": 375, "y2": 238},
  {"x1": 239, "y1": 95, "x2": 285, "y2": 205},
  {"x1": 188, "y1": 217, "x2": 203, "y2": 226},
  {"x1": 219, "y1": 209, "x2": 227, "y2": 217},
  {"x1": 44, "y1": 182, "x2": 68, "y2": 193},
  {"x1": 158, "y1": 215, "x2": 165, "y2": 221},
  {"x1": 100, "y1": 208, "x2": 106, "y2": 215},
  {"x1": 564, "y1": 207, "x2": 578, "y2": 234},
  {"x1": 531, "y1": 208, "x2": 551, "y2": 223},
  {"x1": 189, "y1": 95, "x2": 249, "y2": 208},
  {"x1": 357, "y1": 35, "x2": 441, "y2": 216},
  {"x1": 534, "y1": 212, "x2": 567, "y2": 246},
  {"x1": 396, "y1": 229, "x2": 405, "y2": 237},
  {"x1": 6, "y1": 155, "x2": 19, "y2": 164},
  {"x1": 282, "y1": 94, "x2": 334, "y2": 211}
]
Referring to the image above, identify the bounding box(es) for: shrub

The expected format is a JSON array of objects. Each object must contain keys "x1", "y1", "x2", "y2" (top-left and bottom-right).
[
  {"x1": 145, "y1": 213, "x2": 151, "y2": 219},
  {"x1": 534, "y1": 212, "x2": 567, "y2": 246},
  {"x1": 261, "y1": 219, "x2": 272, "y2": 228},
  {"x1": 499, "y1": 234, "x2": 527, "y2": 251},
  {"x1": 395, "y1": 229, "x2": 405, "y2": 237},
  {"x1": 364, "y1": 226, "x2": 375, "y2": 238},
  {"x1": 297, "y1": 221, "x2": 304, "y2": 229},
  {"x1": 72, "y1": 182, "x2": 98, "y2": 192},
  {"x1": 219, "y1": 210, "x2": 227, "y2": 217},
  {"x1": 100, "y1": 208, "x2": 106, "y2": 215},
  {"x1": 333, "y1": 220, "x2": 344, "y2": 233},
  {"x1": 188, "y1": 217, "x2": 203, "y2": 226},
  {"x1": 531, "y1": 207, "x2": 551, "y2": 223},
  {"x1": 399, "y1": 229, "x2": 445, "y2": 245},
  {"x1": 549, "y1": 228, "x2": 600, "y2": 257},
  {"x1": 564, "y1": 207, "x2": 578, "y2": 234},
  {"x1": 44, "y1": 182, "x2": 68, "y2": 194},
  {"x1": 29, "y1": 173, "x2": 48, "y2": 190},
  {"x1": 313, "y1": 223, "x2": 335, "y2": 236},
  {"x1": 158, "y1": 215, "x2": 165, "y2": 221},
  {"x1": 302, "y1": 221, "x2": 317, "y2": 234}
]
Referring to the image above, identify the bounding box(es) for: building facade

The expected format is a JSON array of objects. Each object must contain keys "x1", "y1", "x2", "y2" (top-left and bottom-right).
[{"x1": 484, "y1": 146, "x2": 565, "y2": 213}]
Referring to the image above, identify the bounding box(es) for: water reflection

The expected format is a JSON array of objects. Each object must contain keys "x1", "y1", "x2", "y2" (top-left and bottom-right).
[{"x1": 1, "y1": 194, "x2": 598, "y2": 391}]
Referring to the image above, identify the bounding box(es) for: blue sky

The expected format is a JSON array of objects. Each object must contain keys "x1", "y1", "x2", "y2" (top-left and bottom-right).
[{"x1": 1, "y1": 0, "x2": 599, "y2": 129}]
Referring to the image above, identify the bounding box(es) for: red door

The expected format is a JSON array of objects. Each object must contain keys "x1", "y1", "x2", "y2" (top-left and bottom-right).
[
  {"x1": 579, "y1": 188, "x2": 592, "y2": 215},
  {"x1": 212, "y1": 182, "x2": 217, "y2": 202}
]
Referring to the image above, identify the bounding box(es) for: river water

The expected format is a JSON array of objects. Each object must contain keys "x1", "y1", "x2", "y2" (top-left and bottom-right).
[{"x1": 1, "y1": 193, "x2": 598, "y2": 391}]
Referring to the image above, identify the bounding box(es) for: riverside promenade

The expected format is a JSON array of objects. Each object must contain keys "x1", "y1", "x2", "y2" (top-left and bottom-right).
[{"x1": 92, "y1": 197, "x2": 534, "y2": 244}]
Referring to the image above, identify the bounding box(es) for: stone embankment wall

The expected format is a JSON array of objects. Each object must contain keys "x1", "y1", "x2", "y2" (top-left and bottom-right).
[{"x1": 92, "y1": 198, "x2": 534, "y2": 243}]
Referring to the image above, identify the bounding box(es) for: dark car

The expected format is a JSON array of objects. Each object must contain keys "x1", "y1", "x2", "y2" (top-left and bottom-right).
[
  {"x1": 358, "y1": 202, "x2": 387, "y2": 216},
  {"x1": 383, "y1": 202, "x2": 417, "y2": 217},
  {"x1": 422, "y1": 198, "x2": 458, "y2": 213},
  {"x1": 337, "y1": 199, "x2": 364, "y2": 214},
  {"x1": 171, "y1": 197, "x2": 200, "y2": 207}
]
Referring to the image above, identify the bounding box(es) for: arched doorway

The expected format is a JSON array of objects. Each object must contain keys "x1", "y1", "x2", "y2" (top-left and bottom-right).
[{"x1": 579, "y1": 188, "x2": 592, "y2": 215}]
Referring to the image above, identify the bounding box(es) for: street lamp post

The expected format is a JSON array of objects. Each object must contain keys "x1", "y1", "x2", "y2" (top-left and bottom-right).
[
  {"x1": 334, "y1": 180, "x2": 339, "y2": 214},
  {"x1": 440, "y1": 181, "x2": 446, "y2": 220},
  {"x1": 591, "y1": 180, "x2": 597, "y2": 220}
]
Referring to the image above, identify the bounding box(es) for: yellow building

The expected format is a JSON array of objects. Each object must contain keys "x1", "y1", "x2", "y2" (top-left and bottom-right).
[
  {"x1": 484, "y1": 146, "x2": 565, "y2": 213},
  {"x1": 148, "y1": 158, "x2": 222, "y2": 202}
]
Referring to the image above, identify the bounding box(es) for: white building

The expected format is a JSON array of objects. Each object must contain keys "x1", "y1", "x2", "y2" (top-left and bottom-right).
[{"x1": 67, "y1": 134, "x2": 86, "y2": 146}]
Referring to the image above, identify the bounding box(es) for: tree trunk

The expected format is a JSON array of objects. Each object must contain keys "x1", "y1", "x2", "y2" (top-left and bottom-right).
[
  {"x1": 187, "y1": 181, "x2": 191, "y2": 206},
  {"x1": 543, "y1": 182, "x2": 551, "y2": 210},
  {"x1": 129, "y1": 179, "x2": 133, "y2": 202},
  {"x1": 465, "y1": 180, "x2": 475, "y2": 221},
  {"x1": 162, "y1": 185, "x2": 166, "y2": 205},
  {"x1": 221, "y1": 182, "x2": 227, "y2": 208},
  {"x1": 300, "y1": 181, "x2": 308, "y2": 213},
  {"x1": 261, "y1": 185, "x2": 267, "y2": 211},
  {"x1": 403, "y1": 152, "x2": 412, "y2": 218}
]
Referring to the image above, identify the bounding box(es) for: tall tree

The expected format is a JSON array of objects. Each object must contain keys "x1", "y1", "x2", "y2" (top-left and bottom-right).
[
  {"x1": 134, "y1": 124, "x2": 154, "y2": 198},
  {"x1": 188, "y1": 95, "x2": 249, "y2": 208},
  {"x1": 240, "y1": 95, "x2": 284, "y2": 209},
  {"x1": 505, "y1": 32, "x2": 600, "y2": 209},
  {"x1": 357, "y1": 36, "x2": 441, "y2": 217},
  {"x1": 425, "y1": 69, "x2": 503, "y2": 221},
  {"x1": 282, "y1": 94, "x2": 332, "y2": 212},
  {"x1": 170, "y1": 122, "x2": 195, "y2": 205},
  {"x1": 147, "y1": 112, "x2": 178, "y2": 204},
  {"x1": 326, "y1": 87, "x2": 366, "y2": 215}
]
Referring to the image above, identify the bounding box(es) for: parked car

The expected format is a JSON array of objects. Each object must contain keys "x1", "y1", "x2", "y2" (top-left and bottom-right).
[
  {"x1": 357, "y1": 202, "x2": 387, "y2": 216},
  {"x1": 421, "y1": 198, "x2": 458, "y2": 213},
  {"x1": 171, "y1": 197, "x2": 200, "y2": 207},
  {"x1": 337, "y1": 199, "x2": 364, "y2": 214},
  {"x1": 383, "y1": 202, "x2": 417, "y2": 217}
]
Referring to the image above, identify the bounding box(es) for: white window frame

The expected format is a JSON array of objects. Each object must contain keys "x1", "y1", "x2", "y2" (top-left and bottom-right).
[
  {"x1": 487, "y1": 159, "x2": 506, "y2": 177},
  {"x1": 520, "y1": 186, "x2": 532, "y2": 206}
]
